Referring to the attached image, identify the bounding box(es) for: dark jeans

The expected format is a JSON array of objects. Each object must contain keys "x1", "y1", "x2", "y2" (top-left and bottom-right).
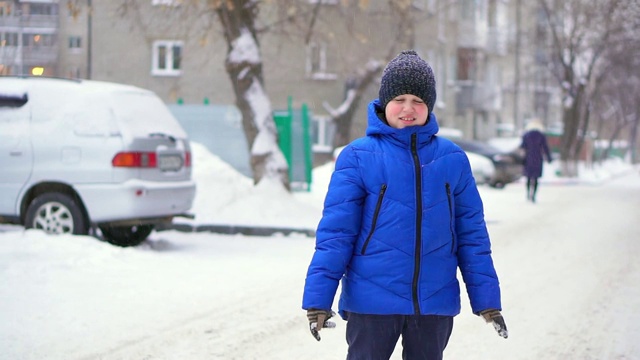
[{"x1": 345, "y1": 312, "x2": 454, "y2": 360}]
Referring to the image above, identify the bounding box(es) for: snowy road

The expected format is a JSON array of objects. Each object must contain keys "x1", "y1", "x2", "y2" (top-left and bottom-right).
[{"x1": 2, "y1": 172, "x2": 639, "y2": 360}]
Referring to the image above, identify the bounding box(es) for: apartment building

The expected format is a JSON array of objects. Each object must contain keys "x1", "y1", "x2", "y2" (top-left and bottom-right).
[
  {"x1": 0, "y1": 0, "x2": 58, "y2": 76},
  {"x1": 1, "y1": 0, "x2": 561, "y2": 147}
]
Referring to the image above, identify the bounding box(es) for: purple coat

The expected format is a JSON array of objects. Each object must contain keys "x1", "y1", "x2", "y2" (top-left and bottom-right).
[{"x1": 520, "y1": 130, "x2": 552, "y2": 179}]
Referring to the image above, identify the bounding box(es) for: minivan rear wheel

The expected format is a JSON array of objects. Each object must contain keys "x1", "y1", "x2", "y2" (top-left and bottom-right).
[
  {"x1": 25, "y1": 193, "x2": 88, "y2": 235},
  {"x1": 99, "y1": 224, "x2": 154, "y2": 247}
]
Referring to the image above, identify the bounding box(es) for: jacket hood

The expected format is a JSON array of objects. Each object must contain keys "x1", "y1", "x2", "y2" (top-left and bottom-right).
[{"x1": 366, "y1": 99, "x2": 440, "y2": 148}]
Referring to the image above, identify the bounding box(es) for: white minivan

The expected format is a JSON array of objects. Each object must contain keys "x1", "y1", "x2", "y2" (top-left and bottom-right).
[{"x1": 0, "y1": 77, "x2": 196, "y2": 246}]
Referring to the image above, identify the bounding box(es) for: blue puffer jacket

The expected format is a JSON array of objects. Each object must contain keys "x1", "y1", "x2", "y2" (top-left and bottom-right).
[{"x1": 302, "y1": 99, "x2": 501, "y2": 319}]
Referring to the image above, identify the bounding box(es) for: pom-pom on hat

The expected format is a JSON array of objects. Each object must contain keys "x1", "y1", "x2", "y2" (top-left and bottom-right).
[{"x1": 379, "y1": 50, "x2": 437, "y2": 115}]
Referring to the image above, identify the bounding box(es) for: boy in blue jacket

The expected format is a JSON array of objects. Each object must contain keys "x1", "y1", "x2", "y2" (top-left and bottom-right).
[{"x1": 302, "y1": 50, "x2": 507, "y2": 360}]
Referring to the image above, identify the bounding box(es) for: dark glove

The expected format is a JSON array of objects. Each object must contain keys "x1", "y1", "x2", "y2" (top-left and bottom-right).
[
  {"x1": 480, "y1": 309, "x2": 508, "y2": 339},
  {"x1": 306, "y1": 309, "x2": 336, "y2": 341}
]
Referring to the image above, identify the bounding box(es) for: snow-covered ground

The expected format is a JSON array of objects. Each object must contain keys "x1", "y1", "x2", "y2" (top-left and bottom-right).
[{"x1": 1, "y1": 143, "x2": 639, "y2": 360}]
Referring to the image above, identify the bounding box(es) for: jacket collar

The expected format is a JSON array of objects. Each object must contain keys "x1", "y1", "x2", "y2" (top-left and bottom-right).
[{"x1": 365, "y1": 99, "x2": 440, "y2": 148}]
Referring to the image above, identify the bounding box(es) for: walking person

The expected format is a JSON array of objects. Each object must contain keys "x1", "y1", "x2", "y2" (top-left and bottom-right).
[
  {"x1": 302, "y1": 50, "x2": 507, "y2": 360},
  {"x1": 520, "y1": 119, "x2": 552, "y2": 203}
]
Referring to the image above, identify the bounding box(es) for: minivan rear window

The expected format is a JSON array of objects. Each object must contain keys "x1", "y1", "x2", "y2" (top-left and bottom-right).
[{"x1": 110, "y1": 92, "x2": 187, "y2": 139}]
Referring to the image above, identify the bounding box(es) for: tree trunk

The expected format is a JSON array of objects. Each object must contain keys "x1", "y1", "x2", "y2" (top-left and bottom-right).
[
  {"x1": 573, "y1": 100, "x2": 592, "y2": 162},
  {"x1": 630, "y1": 102, "x2": 640, "y2": 164},
  {"x1": 215, "y1": 1, "x2": 289, "y2": 189},
  {"x1": 559, "y1": 83, "x2": 585, "y2": 177}
]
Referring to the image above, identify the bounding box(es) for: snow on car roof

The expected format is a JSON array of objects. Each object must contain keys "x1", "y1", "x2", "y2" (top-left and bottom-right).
[{"x1": 1, "y1": 77, "x2": 187, "y2": 139}]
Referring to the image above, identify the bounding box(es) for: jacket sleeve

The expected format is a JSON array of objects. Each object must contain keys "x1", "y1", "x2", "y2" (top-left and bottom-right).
[
  {"x1": 452, "y1": 153, "x2": 502, "y2": 314},
  {"x1": 302, "y1": 146, "x2": 366, "y2": 310}
]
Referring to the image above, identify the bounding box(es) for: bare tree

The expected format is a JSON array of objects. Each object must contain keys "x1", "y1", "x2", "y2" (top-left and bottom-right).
[
  {"x1": 594, "y1": 17, "x2": 640, "y2": 163},
  {"x1": 323, "y1": 61, "x2": 382, "y2": 149},
  {"x1": 212, "y1": 1, "x2": 289, "y2": 189},
  {"x1": 319, "y1": 0, "x2": 422, "y2": 149},
  {"x1": 539, "y1": 0, "x2": 638, "y2": 176}
]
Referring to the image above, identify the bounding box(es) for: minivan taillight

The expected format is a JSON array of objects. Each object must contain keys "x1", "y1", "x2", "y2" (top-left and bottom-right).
[
  {"x1": 112, "y1": 152, "x2": 158, "y2": 168},
  {"x1": 184, "y1": 151, "x2": 192, "y2": 167}
]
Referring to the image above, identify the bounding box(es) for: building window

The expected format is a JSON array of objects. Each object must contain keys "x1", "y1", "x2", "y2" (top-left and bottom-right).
[
  {"x1": 312, "y1": 115, "x2": 335, "y2": 153},
  {"x1": 0, "y1": 1, "x2": 13, "y2": 16},
  {"x1": 68, "y1": 67, "x2": 81, "y2": 79},
  {"x1": 460, "y1": 0, "x2": 486, "y2": 21},
  {"x1": 68, "y1": 36, "x2": 81, "y2": 49},
  {"x1": 23, "y1": 33, "x2": 56, "y2": 47},
  {"x1": 457, "y1": 48, "x2": 478, "y2": 81},
  {"x1": 152, "y1": 40, "x2": 183, "y2": 76},
  {"x1": 1, "y1": 32, "x2": 18, "y2": 47},
  {"x1": 27, "y1": 3, "x2": 57, "y2": 16},
  {"x1": 28, "y1": 66, "x2": 52, "y2": 77},
  {"x1": 306, "y1": 42, "x2": 337, "y2": 80},
  {"x1": 460, "y1": 0, "x2": 474, "y2": 20}
]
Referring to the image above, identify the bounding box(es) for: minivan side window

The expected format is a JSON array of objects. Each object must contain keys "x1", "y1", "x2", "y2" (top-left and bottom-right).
[
  {"x1": 70, "y1": 106, "x2": 120, "y2": 137},
  {"x1": 0, "y1": 96, "x2": 30, "y2": 148},
  {"x1": 63, "y1": 93, "x2": 120, "y2": 137},
  {"x1": 0, "y1": 94, "x2": 28, "y2": 108}
]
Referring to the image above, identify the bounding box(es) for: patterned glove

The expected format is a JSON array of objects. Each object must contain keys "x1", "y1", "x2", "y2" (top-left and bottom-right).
[
  {"x1": 480, "y1": 309, "x2": 508, "y2": 339},
  {"x1": 306, "y1": 309, "x2": 336, "y2": 341}
]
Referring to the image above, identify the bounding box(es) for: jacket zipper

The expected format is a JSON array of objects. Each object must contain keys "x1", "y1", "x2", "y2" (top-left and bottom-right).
[
  {"x1": 361, "y1": 184, "x2": 387, "y2": 255},
  {"x1": 411, "y1": 134, "x2": 422, "y2": 315},
  {"x1": 446, "y1": 183, "x2": 456, "y2": 254}
]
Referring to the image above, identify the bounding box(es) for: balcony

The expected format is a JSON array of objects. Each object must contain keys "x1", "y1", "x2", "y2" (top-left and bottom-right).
[
  {"x1": 22, "y1": 46, "x2": 58, "y2": 65},
  {"x1": 486, "y1": 27, "x2": 508, "y2": 56},
  {"x1": 21, "y1": 14, "x2": 59, "y2": 29},
  {"x1": 0, "y1": 14, "x2": 58, "y2": 29},
  {"x1": 458, "y1": 22, "x2": 487, "y2": 49}
]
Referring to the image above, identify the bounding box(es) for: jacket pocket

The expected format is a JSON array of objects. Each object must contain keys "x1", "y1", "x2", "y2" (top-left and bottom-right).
[
  {"x1": 361, "y1": 184, "x2": 387, "y2": 255},
  {"x1": 445, "y1": 183, "x2": 456, "y2": 254}
]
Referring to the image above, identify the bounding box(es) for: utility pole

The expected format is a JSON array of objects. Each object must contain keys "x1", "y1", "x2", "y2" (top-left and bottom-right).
[
  {"x1": 513, "y1": 0, "x2": 521, "y2": 131},
  {"x1": 17, "y1": 7, "x2": 24, "y2": 75},
  {"x1": 87, "y1": 0, "x2": 92, "y2": 79}
]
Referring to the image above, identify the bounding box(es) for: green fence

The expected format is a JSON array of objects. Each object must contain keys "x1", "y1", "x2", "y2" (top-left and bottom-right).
[{"x1": 274, "y1": 97, "x2": 313, "y2": 191}]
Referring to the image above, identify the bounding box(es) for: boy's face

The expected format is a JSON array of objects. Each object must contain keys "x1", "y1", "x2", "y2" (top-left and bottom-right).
[{"x1": 384, "y1": 94, "x2": 429, "y2": 129}]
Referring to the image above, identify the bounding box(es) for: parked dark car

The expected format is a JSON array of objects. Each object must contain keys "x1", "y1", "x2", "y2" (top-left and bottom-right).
[{"x1": 447, "y1": 137, "x2": 524, "y2": 189}]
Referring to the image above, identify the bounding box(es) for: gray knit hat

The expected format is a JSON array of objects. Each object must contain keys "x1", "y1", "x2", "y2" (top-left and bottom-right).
[{"x1": 379, "y1": 50, "x2": 436, "y2": 115}]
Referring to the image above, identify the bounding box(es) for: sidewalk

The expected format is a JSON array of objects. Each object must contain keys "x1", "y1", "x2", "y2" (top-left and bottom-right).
[
  {"x1": 533, "y1": 161, "x2": 638, "y2": 186},
  {"x1": 158, "y1": 222, "x2": 316, "y2": 237}
]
